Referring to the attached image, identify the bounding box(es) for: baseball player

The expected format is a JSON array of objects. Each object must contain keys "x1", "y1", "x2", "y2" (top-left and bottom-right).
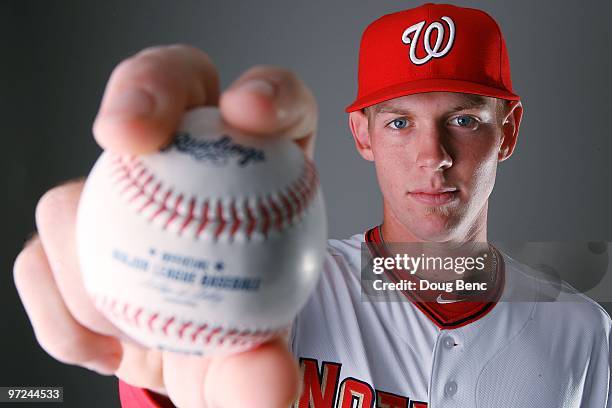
[{"x1": 13, "y1": 3, "x2": 611, "y2": 408}]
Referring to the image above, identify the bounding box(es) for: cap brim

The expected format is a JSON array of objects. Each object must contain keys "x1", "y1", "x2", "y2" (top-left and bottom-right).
[{"x1": 345, "y1": 78, "x2": 520, "y2": 112}]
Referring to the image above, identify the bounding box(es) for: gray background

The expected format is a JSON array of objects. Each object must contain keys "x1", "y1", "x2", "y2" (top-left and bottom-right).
[{"x1": 2, "y1": 0, "x2": 611, "y2": 406}]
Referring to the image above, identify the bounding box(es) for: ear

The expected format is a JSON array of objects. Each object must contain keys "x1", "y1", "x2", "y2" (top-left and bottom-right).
[
  {"x1": 498, "y1": 100, "x2": 523, "y2": 162},
  {"x1": 348, "y1": 109, "x2": 374, "y2": 161}
]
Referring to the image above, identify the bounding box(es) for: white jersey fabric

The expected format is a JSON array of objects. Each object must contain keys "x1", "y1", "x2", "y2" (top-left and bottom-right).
[{"x1": 289, "y1": 232, "x2": 612, "y2": 407}]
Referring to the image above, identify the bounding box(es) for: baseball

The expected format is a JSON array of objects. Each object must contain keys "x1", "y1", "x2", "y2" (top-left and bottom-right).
[{"x1": 76, "y1": 106, "x2": 327, "y2": 356}]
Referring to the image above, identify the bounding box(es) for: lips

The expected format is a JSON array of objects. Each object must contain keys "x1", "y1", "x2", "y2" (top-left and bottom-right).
[{"x1": 408, "y1": 188, "x2": 458, "y2": 205}]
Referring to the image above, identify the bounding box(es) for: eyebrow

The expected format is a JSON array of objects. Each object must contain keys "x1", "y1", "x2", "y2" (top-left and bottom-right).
[{"x1": 372, "y1": 95, "x2": 489, "y2": 117}]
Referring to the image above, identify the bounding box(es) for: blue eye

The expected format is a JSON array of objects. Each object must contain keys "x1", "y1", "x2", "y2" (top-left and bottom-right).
[
  {"x1": 452, "y1": 115, "x2": 477, "y2": 128},
  {"x1": 388, "y1": 118, "x2": 409, "y2": 130}
]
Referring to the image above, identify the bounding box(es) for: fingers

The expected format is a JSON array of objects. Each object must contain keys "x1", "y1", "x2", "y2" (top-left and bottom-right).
[
  {"x1": 161, "y1": 337, "x2": 299, "y2": 408},
  {"x1": 162, "y1": 352, "x2": 211, "y2": 408},
  {"x1": 115, "y1": 341, "x2": 166, "y2": 395},
  {"x1": 220, "y1": 66, "x2": 318, "y2": 158},
  {"x1": 202, "y1": 337, "x2": 300, "y2": 408},
  {"x1": 93, "y1": 44, "x2": 220, "y2": 155},
  {"x1": 94, "y1": 44, "x2": 318, "y2": 160},
  {"x1": 23, "y1": 187, "x2": 168, "y2": 390},
  {"x1": 13, "y1": 236, "x2": 122, "y2": 375},
  {"x1": 35, "y1": 180, "x2": 121, "y2": 337}
]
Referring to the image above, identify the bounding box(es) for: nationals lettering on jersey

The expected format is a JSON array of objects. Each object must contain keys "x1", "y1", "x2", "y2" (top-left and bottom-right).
[
  {"x1": 294, "y1": 358, "x2": 427, "y2": 408},
  {"x1": 289, "y1": 230, "x2": 612, "y2": 407}
]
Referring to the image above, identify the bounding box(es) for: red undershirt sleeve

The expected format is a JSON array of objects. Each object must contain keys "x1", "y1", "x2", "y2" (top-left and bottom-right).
[{"x1": 118, "y1": 379, "x2": 176, "y2": 408}]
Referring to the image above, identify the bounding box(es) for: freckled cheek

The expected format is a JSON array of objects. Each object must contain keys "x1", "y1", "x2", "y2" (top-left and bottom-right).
[
  {"x1": 377, "y1": 161, "x2": 409, "y2": 193},
  {"x1": 372, "y1": 145, "x2": 413, "y2": 196},
  {"x1": 372, "y1": 137, "x2": 415, "y2": 167}
]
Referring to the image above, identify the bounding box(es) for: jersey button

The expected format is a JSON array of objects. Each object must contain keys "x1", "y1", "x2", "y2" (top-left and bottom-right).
[
  {"x1": 442, "y1": 335, "x2": 456, "y2": 349},
  {"x1": 444, "y1": 381, "x2": 458, "y2": 397}
]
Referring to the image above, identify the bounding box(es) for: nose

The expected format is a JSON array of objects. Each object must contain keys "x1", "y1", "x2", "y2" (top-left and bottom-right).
[{"x1": 414, "y1": 124, "x2": 453, "y2": 171}]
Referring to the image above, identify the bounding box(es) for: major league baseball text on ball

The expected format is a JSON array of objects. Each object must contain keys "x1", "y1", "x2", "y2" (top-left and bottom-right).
[{"x1": 76, "y1": 107, "x2": 327, "y2": 355}]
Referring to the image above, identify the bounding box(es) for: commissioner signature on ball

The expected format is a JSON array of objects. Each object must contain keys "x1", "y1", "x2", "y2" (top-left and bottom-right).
[{"x1": 166, "y1": 132, "x2": 266, "y2": 166}]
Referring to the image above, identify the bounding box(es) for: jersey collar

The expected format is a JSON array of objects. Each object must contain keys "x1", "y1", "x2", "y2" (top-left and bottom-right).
[{"x1": 364, "y1": 226, "x2": 505, "y2": 330}]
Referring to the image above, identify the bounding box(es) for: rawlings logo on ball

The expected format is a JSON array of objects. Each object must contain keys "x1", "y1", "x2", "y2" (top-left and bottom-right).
[{"x1": 166, "y1": 132, "x2": 266, "y2": 166}]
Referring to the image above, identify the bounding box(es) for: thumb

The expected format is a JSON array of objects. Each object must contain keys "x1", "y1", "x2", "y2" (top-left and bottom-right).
[{"x1": 205, "y1": 337, "x2": 300, "y2": 408}]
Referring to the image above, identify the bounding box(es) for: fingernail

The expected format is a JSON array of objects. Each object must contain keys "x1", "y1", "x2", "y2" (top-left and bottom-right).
[
  {"x1": 236, "y1": 78, "x2": 277, "y2": 97},
  {"x1": 105, "y1": 89, "x2": 154, "y2": 119}
]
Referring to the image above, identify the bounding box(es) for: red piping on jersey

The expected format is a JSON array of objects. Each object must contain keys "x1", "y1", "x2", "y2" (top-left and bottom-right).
[{"x1": 365, "y1": 226, "x2": 505, "y2": 330}]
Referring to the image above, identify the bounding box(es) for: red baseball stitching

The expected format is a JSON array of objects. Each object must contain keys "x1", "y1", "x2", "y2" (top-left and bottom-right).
[
  {"x1": 93, "y1": 295, "x2": 287, "y2": 348},
  {"x1": 108, "y1": 153, "x2": 319, "y2": 240}
]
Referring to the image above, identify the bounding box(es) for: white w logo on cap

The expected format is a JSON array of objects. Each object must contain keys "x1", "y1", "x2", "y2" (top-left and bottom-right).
[{"x1": 402, "y1": 16, "x2": 455, "y2": 65}]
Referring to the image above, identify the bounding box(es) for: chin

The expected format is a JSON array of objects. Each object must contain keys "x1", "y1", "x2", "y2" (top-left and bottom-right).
[
  {"x1": 411, "y1": 227, "x2": 456, "y2": 242},
  {"x1": 404, "y1": 213, "x2": 460, "y2": 242}
]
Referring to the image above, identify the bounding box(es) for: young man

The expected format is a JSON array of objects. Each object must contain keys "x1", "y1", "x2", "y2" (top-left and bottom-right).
[{"x1": 14, "y1": 3, "x2": 611, "y2": 408}]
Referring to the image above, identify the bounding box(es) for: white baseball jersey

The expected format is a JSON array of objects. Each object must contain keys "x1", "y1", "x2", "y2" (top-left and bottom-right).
[{"x1": 289, "y1": 228, "x2": 612, "y2": 407}]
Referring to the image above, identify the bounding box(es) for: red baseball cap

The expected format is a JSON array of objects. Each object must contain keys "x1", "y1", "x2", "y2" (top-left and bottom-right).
[{"x1": 345, "y1": 3, "x2": 520, "y2": 112}]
